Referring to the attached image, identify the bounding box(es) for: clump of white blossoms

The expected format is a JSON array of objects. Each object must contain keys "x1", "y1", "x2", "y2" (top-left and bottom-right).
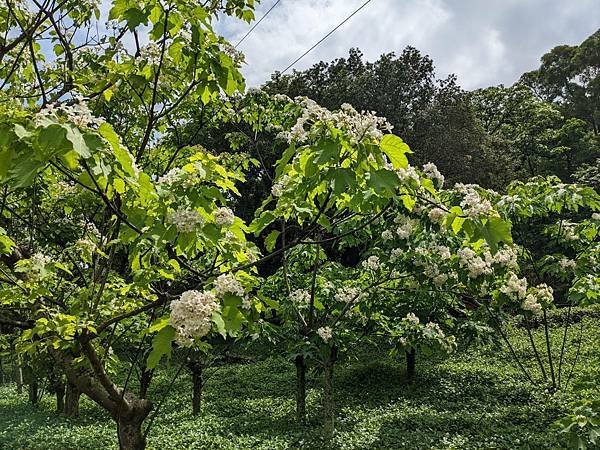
[
  {"x1": 170, "y1": 290, "x2": 220, "y2": 346},
  {"x1": 522, "y1": 284, "x2": 554, "y2": 315},
  {"x1": 277, "y1": 97, "x2": 392, "y2": 145},
  {"x1": 289, "y1": 288, "x2": 311, "y2": 305},
  {"x1": 362, "y1": 255, "x2": 381, "y2": 271},
  {"x1": 381, "y1": 230, "x2": 394, "y2": 241},
  {"x1": 167, "y1": 208, "x2": 204, "y2": 233},
  {"x1": 428, "y1": 208, "x2": 447, "y2": 224},
  {"x1": 457, "y1": 247, "x2": 492, "y2": 278},
  {"x1": 500, "y1": 272, "x2": 528, "y2": 300},
  {"x1": 335, "y1": 286, "x2": 361, "y2": 304},
  {"x1": 30, "y1": 252, "x2": 52, "y2": 268},
  {"x1": 422, "y1": 162, "x2": 444, "y2": 187},
  {"x1": 214, "y1": 273, "x2": 245, "y2": 297},
  {"x1": 395, "y1": 215, "x2": 417, "y2": 239},
  {"x1": 490, "y1": 246, "x2": 519, "y2": 269},
  {"x1": 592, "y1": 212, "x2": 600, "y2": 221},
  {"x1": 558, "y1": 258, "x2": 576, "y2": 270},
  {"x1": 37, "y1": 96, "x2": 104, "y2": 129},
  {"x1": 389, "y1": 247, "x2": 403, "y2": 262},
  {"x1": 219, "y1": 41, "x2": 245, "y2": 66},
  {"x1": 459, "y1": 186, "x2": 492, "y2": 218},
  {"x1": 317, "y1": 326, "x2": 333, "y2": 343},
  {"x1": 395, "y1": 165, "x2": 420, "y2": 184},
  {"x1": 213, "y1": 207, "x2": 235, "y2": 227},
  {"x1": 271, "y1": 174, "x2": 290, "y2": 198},
  {"x1": 405, "y1": 312, "x2": 420, "y2": 324},
  {"x1": 139, "y1": 42, "x2": 162, "y2": 66}
]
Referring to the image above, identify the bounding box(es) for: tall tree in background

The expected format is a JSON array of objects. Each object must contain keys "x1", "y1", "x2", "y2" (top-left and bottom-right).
[{"x1": 266, "y1": 48, "x2": 510, "y2": 188}]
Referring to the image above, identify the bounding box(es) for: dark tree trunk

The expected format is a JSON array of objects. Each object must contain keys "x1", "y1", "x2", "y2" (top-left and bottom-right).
[
  {"x1": 406, "y1": 348, "x2": 416, "y2": 382},
  {"x1": 139, "y1": 369, "x2": 153, "y2": 399},
  {"x1": 188, "y1": 355, "x2": 204, "y2": 415},
  {"x1": 65, "y1": 382, "x2": 81, "y2": 417},
  {"x1": 28, "y1": 380, "x2": 39, "y2": 405},
  {"x1": 323, "y1": 346, "x2": 337, "y2": 440},
  {"x1": 54, "y1": 378, "x2": 66, "y2": 414},
  {"x1": 117, "y1": 402, "x2": 150, "y2": 450},
  {"x1": 295, "y1": 355, "x2": 306, "y2": 423}
]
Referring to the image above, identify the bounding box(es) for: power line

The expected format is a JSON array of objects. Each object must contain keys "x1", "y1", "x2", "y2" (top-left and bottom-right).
[
  {"x1": 279, "y1": 0, "x2": 374, "y2": 74},
  {"x1": 235, "y1": 0, "x2": 282, "y2": 48}
]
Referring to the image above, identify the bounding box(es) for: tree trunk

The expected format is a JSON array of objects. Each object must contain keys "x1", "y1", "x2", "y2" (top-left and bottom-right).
[
  {"x1": 15, "y1": 360, "x2": 23, "y2": 394},
  {"x1": 54, "y1": 379, "x2": 66, "y2": 414},
  {"x1": 406, "y1": 348, "x2": 416, "y2": 382},
  {"x1": 323, "y1": 346, "x2": 337, "y2": 440},
  {"x1": 188, "y1": 355, "x2": 203, "y2": 415},
  {"x1": 117, "y1": 408, "x2": 149, "y2": 450},
  {"x1": 295, "y1": 355, "x2": 306, "y2": 423},
  {"x1": 65, "y1": 382, "x2": 81, "y2": 417},
  {"x1": 28, "y1": 380, "x2": 39, "y2": 405},
  {"x1": 139, "y1": 369, "x2": 153, "y2": 399}
]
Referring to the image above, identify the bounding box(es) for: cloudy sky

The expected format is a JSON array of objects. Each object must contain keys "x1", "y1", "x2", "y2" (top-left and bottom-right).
[{"x1": 215, "y1": 0, "x2": 598, "y2": 90}]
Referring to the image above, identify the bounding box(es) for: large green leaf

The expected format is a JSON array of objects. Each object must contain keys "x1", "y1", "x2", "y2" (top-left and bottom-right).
[
  {"x1": 380, "y1": 134, "x2": 411, "y2": 169},
  {"x1": 147, "y1": 325, "x2": 175, "y2": 369}
]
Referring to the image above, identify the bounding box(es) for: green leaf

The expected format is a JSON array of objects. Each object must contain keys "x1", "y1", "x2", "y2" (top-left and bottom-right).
[
  {"x1": 265, "y1": 230, "x2": 280, "y2": 252},
  {"x1": 380, "y1": 134, "x2": 411, "y2": 169},
  {"x1": 332, "y1": 168, "x2": 355, "y2": 195},
  {"x1": 147, "y1": 325, "x2": 175, "y2": 369},
  {"x1": 368, "y1": 169, "x2": 399, "y2": 193}
]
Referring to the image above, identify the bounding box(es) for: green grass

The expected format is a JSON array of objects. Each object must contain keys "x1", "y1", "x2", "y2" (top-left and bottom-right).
[{"x1": 1, "y1": 314, "x2": 598, "y2": 449}]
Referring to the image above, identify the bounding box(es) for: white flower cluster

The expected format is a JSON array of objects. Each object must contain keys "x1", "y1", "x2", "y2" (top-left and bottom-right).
[
  {"x1": 362, "y1": 255, "x2": 381, "y2": 271},
  {"x1": 335, "y1": 286, "x2": 361, "y2": 304},
  {"x1": 37, "y1": 97, "x2": 104, "y2": 129},
  {"x1": 558, "y1": 258, "x2": 576, "y2": 270},
  {"x1": 31, "y1": 252, "x2": 52, "y2": 267},
  {"x1": 214, "y1": 273, "x2": 245, "y2": 298},
  {"x1": 489, "y1": 247, "x2": 519, "y2": 269},
  {"x1": 139, "y1": 42, "x2": 163, "y2": 66},
  {"x1": 389, "y1": 247, "x2": 403, "y2": 262},
  {"x1": 395, "y1": 215, "x2": 417, "y2": 239},
  {"x1": 277, "y1": 97, "x2": 392, "y2": 145},
  {"x1": 317, "y1": 326, "x2": 333, "y2": 343},
  {"x1": 219, "y1": 41, "x2": 245, "y2": 66},
  {"x1": 213, "y1": 207, "x2": 235, "y2": 227},
  {"x1": 428, "y1": 208, "x2": 447, "y2": 224},
  {"x1": 289, "y1": 288, "x2": 311, "y2": 305},
  {"x1": 561, "y1": 222, "x2": 579, "y2": 241},
  {"x1": 522, "y1": 284, "x2": 554, "y2": 315},
  {"x1": 592, "y1": 212, "x2": 600, "y2": 221},
  {"x1": 405, "y1": 312, "x2": 420, "y2": 324},
  {"x1": 422, "y1": 162, "x2": 444, "y2": 187},
  {"x1": 457, "y1": 248, "x2": 492, "y2": 278},
  {"x1": 395, "y1": 166, "x2": 420, "y2": 184},
  {"x1": 459, "y1": 186, "x2": 492, "y2": 218},
  {"x1": 500, "y1": 272, "x2": 528, "y2": 300},
  {"x1": 170, "y1": 290, "x2": 220, "y2": 347},
  {"x1": 381, "y1": 230, "x2": 394, "y2": 241},
  {"x1": 271, "y1": 175, "x2": 290, "y2": 198},
  {"x1": 497, "y1": 195, "x2": 521, "y2": 211},
  {"x1": 168, "y1": 208, "x2": 204, "y2": 233}
]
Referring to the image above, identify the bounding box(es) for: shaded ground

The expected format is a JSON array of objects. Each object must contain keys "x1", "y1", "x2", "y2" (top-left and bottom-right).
[{"x1": 1, "y1": 316, "x2": 598, "y2": 449}]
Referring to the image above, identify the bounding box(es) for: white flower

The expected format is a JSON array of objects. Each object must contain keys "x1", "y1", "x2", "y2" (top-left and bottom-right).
[
  {"x1": 592, "y1": 212, "x2": 600, "y2": 221},
  {"x1": 167, "y1": 208, "x2": 204, "y2": 233},
  {"x1": 170, "y1": 290, "x2": 220, "y2": 346},
  {"x1": 405, "y1": 312, "x2": 420, "y2": 324},
  {"x1": 457, "y1": 247, "x2": 492, "y2": 278},
  {"x1": 362, "y1": 255, "x2": 380, "y2": 271},
  {"x1": 271, "y1": 175, "x2": 290, "y2": 197},
  {"x1": 460, "y1": 188, "x2": 492, "y2": 218},
  {"x1": 500, "y1": 272, "x2": 528, "y2": 300},
  {"x1": 289, "y1": 288, "x2": 311, "y2": 305},
  {"x1": 381, "y1": 230, "x2": 394, "y2": 241},
  {"x1": 213, "y1": 207, "x2": 235, "y2": 227},
  {"x1": 422, "y1": 162, "x2": 444, "y2": 187},
  {"x1": 396, "y1": 166, "x2": 420, "y2": 183},
  {"x1": 433, "y1": 273, "x2": 448, "y2": 287},
  {"x1": 214, "y1": 274, "x2": 245, "y2": 297},
  {"x1": 428, "y1": 208, "x2": 447, "y2": 224},
  {"x1": 317, "y1": 326, "x2": 333, "y2": 343},
  {"x1": 522, "y1": 295, "x2": 542, "y2": 315},
  {"x1": 558, "y1": 258, "x2": 576, "y2": 270},
  {"x1": 335, "y1": 286, "x2": 361, "y2": 304},
  {"x1": 31, "y1": 252, "x2": 52, "y2": 267},
  {"x1": 390, "y1": 248, "x2": 403, "y2": 262}
]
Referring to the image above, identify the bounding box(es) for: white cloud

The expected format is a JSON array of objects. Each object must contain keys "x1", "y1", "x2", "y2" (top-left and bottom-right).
[{"x1": 215, "y1": 0, "x2": 598, "y2": 89}]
